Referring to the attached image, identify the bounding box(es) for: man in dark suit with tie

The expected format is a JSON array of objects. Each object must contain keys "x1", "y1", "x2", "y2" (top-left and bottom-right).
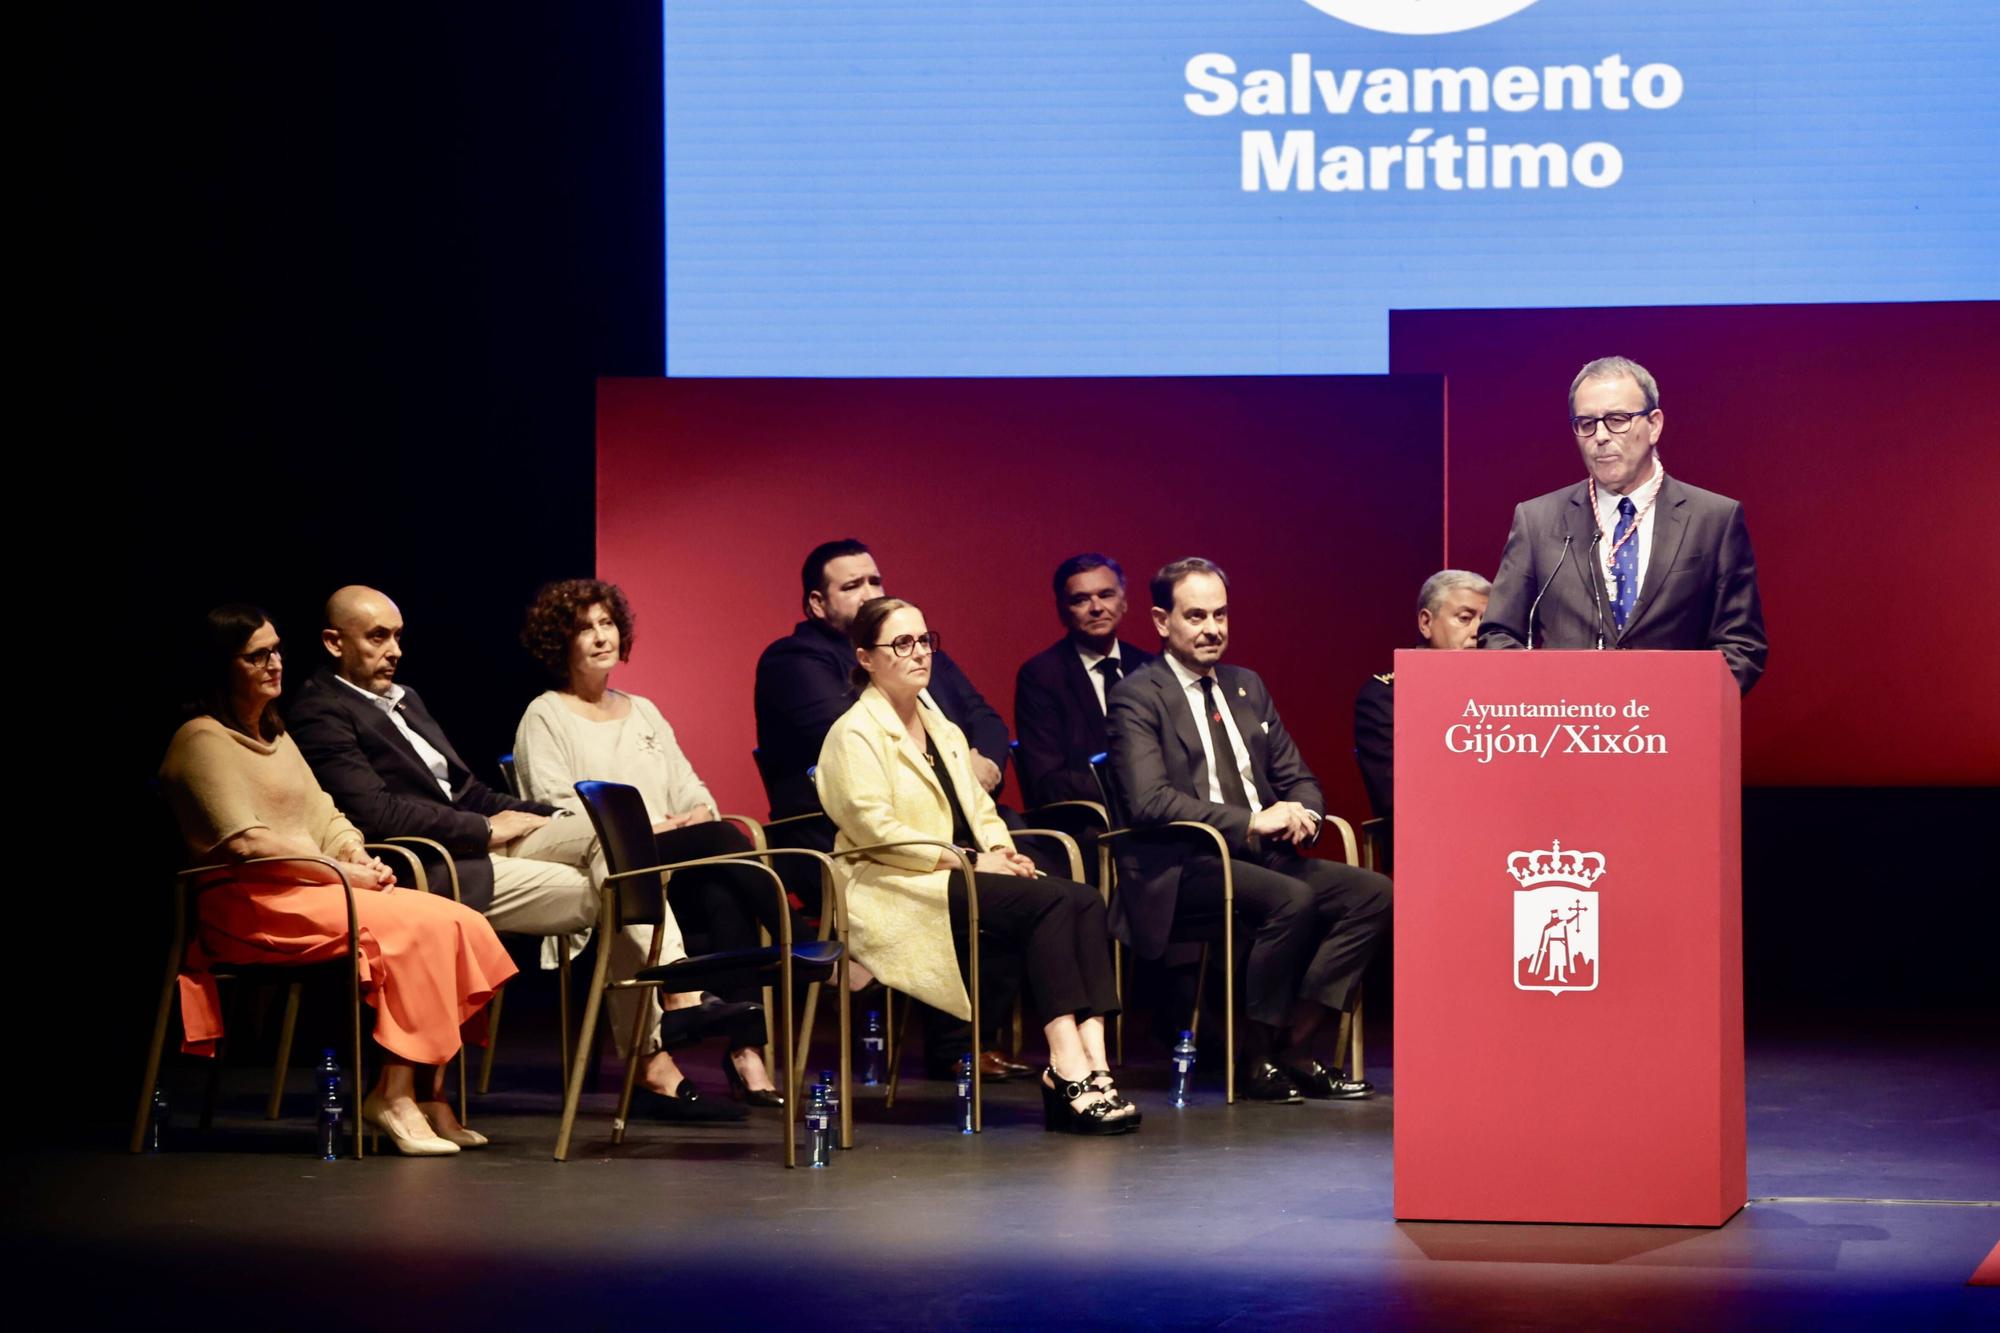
[
  {"x1": 1108, "y1": 558, "x2": 1392, "y2": 1102},
  {"x1": 1013, "y1": 553, "x2": 1156, "y2": 808},
  {"x1": 1479, "y1": 356, "x2": 1767, "y2": 692},
  {"x1": 288, "y1": 585, "x2": 750, "y2": 1120}
]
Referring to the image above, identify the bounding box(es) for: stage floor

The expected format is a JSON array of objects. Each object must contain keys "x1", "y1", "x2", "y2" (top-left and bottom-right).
[{"x1": 17, "y1": 1019, "x2": 1996, "y2": 1329}]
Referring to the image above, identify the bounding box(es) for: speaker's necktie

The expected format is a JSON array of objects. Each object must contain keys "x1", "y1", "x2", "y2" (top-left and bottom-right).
[
  {"x1": 1199, "y1": 676, "x2": 1252, "y2": 809},
  {"x1": 1094, "y1": 658, "x2": 1121, "y2": 712},
  {"x1": 1611, "y1": 495, "x2": 1639, "y2": 630}
]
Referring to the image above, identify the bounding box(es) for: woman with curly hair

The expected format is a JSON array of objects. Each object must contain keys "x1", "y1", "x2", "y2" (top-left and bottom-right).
[{"x1": 514, "y1": 579, "x2": 791, "y2": 1107}]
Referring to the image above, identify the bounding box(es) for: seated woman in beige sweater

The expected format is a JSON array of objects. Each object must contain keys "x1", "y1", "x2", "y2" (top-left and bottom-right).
[
  {"x1": 514, "y1": 578, "x2": 793, "y2": 1108},
  {"x1": 159, "y1": 605, "x2": 518, "y2": 1155}
]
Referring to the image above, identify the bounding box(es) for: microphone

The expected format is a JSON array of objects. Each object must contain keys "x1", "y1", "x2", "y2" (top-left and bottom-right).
[
  {"x1": 1585, "y1": 530, "x2": 1608, "y2": 649},
  {"x1": 1526, "y1": 534, "x2": 1571, "y2": 650}
]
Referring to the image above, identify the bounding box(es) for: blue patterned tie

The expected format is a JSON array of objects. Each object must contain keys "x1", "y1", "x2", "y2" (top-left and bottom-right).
[{"x1": 1611, "y1": 496, "x2": 1639, "y2": 630}]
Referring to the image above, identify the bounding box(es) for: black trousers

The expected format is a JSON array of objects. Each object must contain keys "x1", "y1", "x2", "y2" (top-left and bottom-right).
[
  {"x1": 653, "y1": 822, "x2": 810, "y2": 1030},
  {"x1": 949, "y1": 872, "x2": 1121, "y2": 1025},
  {"x1": 921, "y1": 870, "x2": 1121, "y2": 1061},
  {"x1": 1175, "y1": 845, "x2": 1392, "y2": 1030}
]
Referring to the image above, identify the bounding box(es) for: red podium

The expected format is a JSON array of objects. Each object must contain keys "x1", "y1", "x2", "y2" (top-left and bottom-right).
[{"x1": 1392, "y1": 649, "x2": 1744, "y2": 1226}]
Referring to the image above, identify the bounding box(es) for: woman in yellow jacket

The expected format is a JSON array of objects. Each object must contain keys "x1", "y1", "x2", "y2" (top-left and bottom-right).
[{"x1": 817, "y1": 597, "x2": 1138, "y2": 1134}]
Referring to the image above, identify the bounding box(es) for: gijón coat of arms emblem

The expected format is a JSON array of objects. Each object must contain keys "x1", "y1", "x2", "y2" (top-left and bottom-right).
[{"x1": 1510, "y1": 839, "x2": 1603, "y2": 995}]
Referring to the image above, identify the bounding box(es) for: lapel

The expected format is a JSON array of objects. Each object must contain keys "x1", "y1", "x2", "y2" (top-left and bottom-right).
[
  {"x1": 862, "y1": 685, "x2": 946, "y2": 801},
  {"x1": 1562, "y1": 482, "x2": 1611, "y2": 631},
  {"x1": 1563, "y1": 482, "x2": 1600, "y2": 581},
  {"x1": 1157, "y1": 663, "x2": 1208, "y2": 791},
  {"x1": 324, "y1": 673, "x2": 442, "y2": 790},
  {"x1": 1058, "y1": 641, "x2": 1105, "y2": 722},
  {"x1": 1622, "y1": 477, "x2": 1690, "y2": 638},
  {"x1": 1216, "y1": 665, "x2": 1264, "y2": 765},
  {"x1": 391, "y1": 688, "x2": 468, "y2": 784}
]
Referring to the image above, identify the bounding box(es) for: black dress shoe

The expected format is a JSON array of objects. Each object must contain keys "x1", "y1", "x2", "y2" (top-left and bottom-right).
[
  {"x1": 989, "y1": 1051, "x2": 1036, "y2": 1080},
  {"x1": 1279, "y1": 1058, "x2": 1373, "y2": 1100},
  {"x1": 658, "y1": 996, "x2": 765, "y2": 1050},
  {"x1": 1238, "y1": 1059, "x2": 1304, "y2": 1103},
  {"x1": 630, "y1": 1081, "x2": 749, "y2": 1122}
]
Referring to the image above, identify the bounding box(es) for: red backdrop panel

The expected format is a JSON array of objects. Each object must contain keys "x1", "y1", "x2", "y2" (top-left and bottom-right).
[
  {"x1": 1390, "y1": 300, "x2": 2000, "y2": 787},
  {"x1": 596, "y1": 376, "x2": 1444, "y2": 823}
]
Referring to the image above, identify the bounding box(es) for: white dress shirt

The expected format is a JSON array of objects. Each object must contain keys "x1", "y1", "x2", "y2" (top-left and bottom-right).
[
  {"x1": 1594, "y1": 459, "x2": 1666, "y2": 609},
  {"x1": 1075, "y1": 642, "x2": 1125, "y2": 713},
  {"x1": 333, "y1": 673, "x2": 453, "y2": 798},
  {"x1": 1164, "y1": 653, "x2": 1262, "y2": 816}
]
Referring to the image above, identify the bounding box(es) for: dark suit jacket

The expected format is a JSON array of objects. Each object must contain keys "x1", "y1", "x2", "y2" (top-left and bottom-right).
[
  {"x1": 753, "y1": 618, "x2": 1011, "y2": 818},
  {"x1": 1013, "y1": 637, "x2": 1156, "y2": 807},
  {"x1": 287, "y1": 669, "x2": 553, "y2": 911},
  {"x1": 1352, "y1": 671, "x2": 1394, "y2": 821},
  {"x1": 1478, "y1": 476, "x2": 1768, "y2": 693},
  {"x1": 1106, "y1": 657, "x2": 1325, "y2": 959}
]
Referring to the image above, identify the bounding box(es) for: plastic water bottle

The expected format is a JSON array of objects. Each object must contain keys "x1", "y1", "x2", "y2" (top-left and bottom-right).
[
  {"x1": 317, "y1": 1048, "x2": 344, "y2": 1161},
  {"x1": 1170, "y1": 1030, "x2": 1197, "y2": 1108},
  {"x1": 145, "y1": 1086, "x2": 169, "y2": 1152},
  {"x1": 805, "y1": 1084, "x2": 832, "y2": 1167},
  {"x1": 956, "y1": 1051, "x2": 975, "y2": 1134},
  {"x1": 818, "y1": 1069, "x2": 840, "y2": 1124},
  {"x1": 860, "y1": 1010, "x2": 885, "y2": 1085}
]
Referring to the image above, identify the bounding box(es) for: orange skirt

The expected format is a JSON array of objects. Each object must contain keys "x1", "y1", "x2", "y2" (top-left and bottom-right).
[{"x1": 178, "y1": 876, "x2": 518, "y2": 1066}]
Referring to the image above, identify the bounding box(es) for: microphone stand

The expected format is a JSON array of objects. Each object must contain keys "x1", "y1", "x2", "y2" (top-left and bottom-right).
[
  {"x1": 1526, "y1": 534, "x2": 1572, "y2": 651},
  {"x1": 1585, "y1": 530, "x2": 1608, "y2": 650}
]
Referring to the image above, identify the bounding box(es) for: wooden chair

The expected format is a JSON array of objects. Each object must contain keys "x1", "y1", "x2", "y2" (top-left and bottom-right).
[
  {"x1": 555, "y1": 781, "x2": 843, "y2": 1166},
  {"x1": 133, "y1": 855, "x2": 368, "y2": 1157},
  {"x1": 1087, "y1": 754, "x2": 1366, "y2": 1102}
]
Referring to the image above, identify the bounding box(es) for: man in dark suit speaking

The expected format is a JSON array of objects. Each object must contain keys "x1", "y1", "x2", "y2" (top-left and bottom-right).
[
  {"x1": 1013, "y1": 552, "x2": 1155, "y2": 808},
  {"x1": 1108, "y1": 558, "x2": 1392, "y2": 1103},
  {"x1": 1479, "y1": 356, "x2": 1767, "y2": 692}
]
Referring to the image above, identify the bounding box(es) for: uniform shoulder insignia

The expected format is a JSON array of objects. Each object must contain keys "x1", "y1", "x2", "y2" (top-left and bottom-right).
[{"x1": 1373, "y1": 672, "x2": 1395, "y2": 686}]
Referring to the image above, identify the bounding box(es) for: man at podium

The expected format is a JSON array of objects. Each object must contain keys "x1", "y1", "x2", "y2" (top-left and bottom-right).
[{"x1": 1479, "y1": 356, "x2": 1767, "y2": 693}]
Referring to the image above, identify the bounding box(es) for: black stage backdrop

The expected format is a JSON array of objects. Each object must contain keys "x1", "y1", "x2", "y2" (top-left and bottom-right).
[{"x1": 64, "y1": 5, "x2": 1993, "y2": 1146}]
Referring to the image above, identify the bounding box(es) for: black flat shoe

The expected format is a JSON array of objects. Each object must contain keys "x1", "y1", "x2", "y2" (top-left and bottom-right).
[
  {"x1": 630, "y1": 1080, "x2": 749, "y2": 1123},
  {"x1": 658, "y1": 996, "x2": 765, "y2": 1050},
  {"x1": 1238, "y1": 1060, "x2": 1304, "y2": 1104},
  {"x1": 1279, "y1": 1058, "x2": 1372, "y2": 1100},
  {"x1": 1041, "y1": 1068, "x2": 1137, "y2": 1135},
  {"x1": 722, "y1": 1051, "x2": 786, "y2": 1108}
]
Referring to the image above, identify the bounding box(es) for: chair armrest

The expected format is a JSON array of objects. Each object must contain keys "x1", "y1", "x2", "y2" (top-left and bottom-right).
[
  {"x1": 365, "y1": 842, "x2": 429, "y2": 895},
  {"x1": 762, "y1": 810, "x2": 833, "y2": 832},
  {"x1": 1098, "y1": 820, "x2": 1235, "y2": 904},
  {"x1": 832, "y1": 840, "x2": 978, "y2": 932},
  {"x1": 717, "y1": 813, "x2": 767, "y2": 851},
  {"x1": 1099, "y1": 819, "x2": 1231, "y2": 861},
  {"x1": 381, "y1": 836, "x2": 462, "y2": 902},
  {"x1": 180, "y1": 856, "x2": 363, "y2": 941},
  {"x1": 1320, "y1": 815, "x2": 1359, "y2": 868},
  {"x1": 1029, "y1": 799, "x2": 1108, "y2": 829},
  {"x1": 1009, "y1": 828, "x2": 1084, "y2": 882},
  {"x1": 603, "y1": 852, "x2": 795, "y2": 946}
]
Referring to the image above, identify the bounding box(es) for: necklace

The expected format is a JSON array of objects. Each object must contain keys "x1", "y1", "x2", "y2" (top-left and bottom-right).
[{"x1": 1589, "y1": 464, "x2": 1665, "y2": 570}]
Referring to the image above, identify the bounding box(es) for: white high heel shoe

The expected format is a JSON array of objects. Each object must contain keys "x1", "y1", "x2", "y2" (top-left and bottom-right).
[
  {"x1": 416, "y1": 1101, "x2": 489, "y2": 1149},
  {"x1": 362, "y1": 1093, "x2": 460, "y2": 1156}
]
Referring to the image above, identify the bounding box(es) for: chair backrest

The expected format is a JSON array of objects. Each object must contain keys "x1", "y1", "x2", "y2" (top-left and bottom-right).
[
  {"x1": 573, "y1": 780, "x2": 665, "y2": 924},
  {"x1": 1088, "y1": 751, "x2": 1129, "y2": 826},
  {"x1": 498, "y1": 753, "x2": 521, "y2": 798}
]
